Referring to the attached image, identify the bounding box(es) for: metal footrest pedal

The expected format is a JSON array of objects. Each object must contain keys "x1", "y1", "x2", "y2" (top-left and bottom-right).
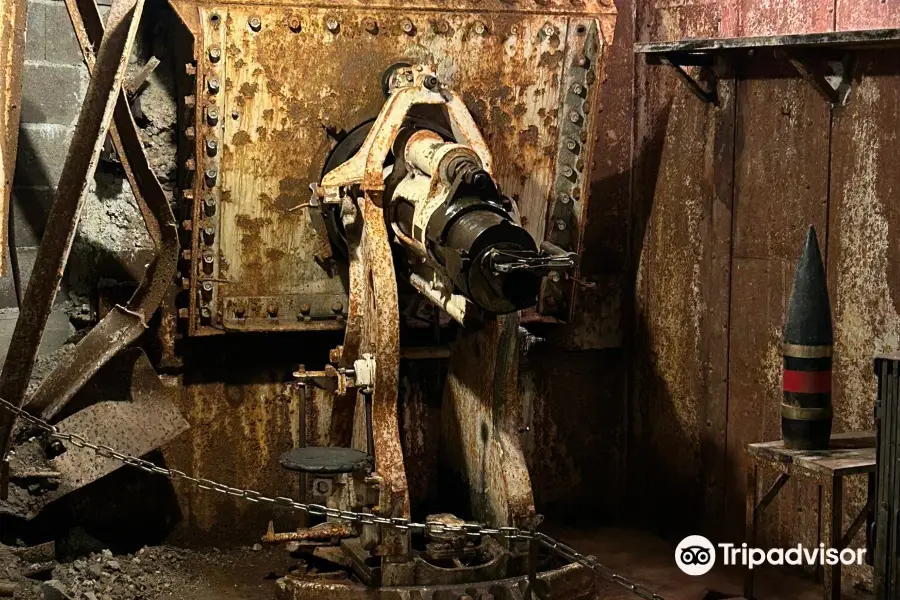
[{"x1": 279, "y1": 447, "x2": 374, "y2": 475}]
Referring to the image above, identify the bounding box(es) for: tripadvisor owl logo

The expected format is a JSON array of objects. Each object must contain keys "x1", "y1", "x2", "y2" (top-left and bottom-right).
[
  {"x1": 675, "y1": 535, "x2": 868, "y2": 576},
  {"x1": 675, "y1": 535, "x2": 716, "y2": 576}
]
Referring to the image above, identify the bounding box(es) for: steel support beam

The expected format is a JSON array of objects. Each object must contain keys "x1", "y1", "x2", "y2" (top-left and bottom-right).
[{"x1": 0, "y1": 0, "x2": 147, "y2": 470}]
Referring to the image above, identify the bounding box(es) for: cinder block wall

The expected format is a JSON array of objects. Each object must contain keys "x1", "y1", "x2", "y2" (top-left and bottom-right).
[
  {"x1": 0, "y1": 1, "x2": 111, "y2": 362},
  {"x1": 9, "y1": 0, "x2": 112, "y2": 307}
]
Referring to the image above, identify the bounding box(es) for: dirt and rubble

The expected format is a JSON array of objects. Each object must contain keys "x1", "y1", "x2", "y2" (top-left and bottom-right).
[
  {"x1": 68, "y1": 5, "x2": 177, "y2": 301},
  {"x1": 0, "y1": 542, "x2": 290, "y2": 600}
]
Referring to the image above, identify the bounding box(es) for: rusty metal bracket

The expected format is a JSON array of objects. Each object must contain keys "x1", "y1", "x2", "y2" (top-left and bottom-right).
[
  {"x1": 654, "y1": 48, "x2": 851, "y2": 106},
  {"x1": 0, "y1": 0, "x2": 148, "y2": 471},
  {"x1": 660, "y1": 53, "x2": 719, "y2": 105},
  {"x1": 779, "y1": 49, "x2": 855, "y2": 106},
  {"x1": 635, "y1": 29, "x2": 894, "y2": 106}
]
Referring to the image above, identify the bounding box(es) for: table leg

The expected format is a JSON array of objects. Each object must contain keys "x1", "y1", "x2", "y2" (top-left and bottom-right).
[
  {"x1": 822, "y1": 476, "x2": 843, "y2": 600},
  {"x1": 744, "y1": 461, "x2": 758, "y2": 600}
]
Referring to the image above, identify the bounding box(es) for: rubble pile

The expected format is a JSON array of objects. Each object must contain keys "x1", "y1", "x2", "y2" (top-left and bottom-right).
[
  {"x1": 0, "y1": 544, "x2": 189, "y2": 599},
  {"x1": 43, "y1": 547, "x2": 195, "y2": 600},
  {"x1": 0, "y1": 543, "x2": 281, "y2": 600}
]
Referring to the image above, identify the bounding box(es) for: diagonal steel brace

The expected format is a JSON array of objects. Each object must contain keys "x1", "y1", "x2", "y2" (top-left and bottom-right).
[
  {"x1": 0, "y1": 0, "x2": 177, "y2": 492},
  {"x1": 64, "y1": 0, "x2": 162, "y2": 245},
  {"x1": 22, "y1": 0, "x2": 179, "y2": 423}
]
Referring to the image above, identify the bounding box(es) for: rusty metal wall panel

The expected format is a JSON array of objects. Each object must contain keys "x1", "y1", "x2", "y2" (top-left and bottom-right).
[
  {"x1": 739, "y1": 0, "x2": 835, "y2": 37},
  {"x1": 522, "y1": 349, "x2": 627, "y2": 516},
  {"x1": 581, "y1": 0, "x2": 632, "y2": 278},
  {"x1": 398, "y1": 361, "x2": 444, "y2": 514},
  {"x1": 726, "y1": 258, "x2": 819, "y2": 549},
  {"x1": 629, "y1": 12, "x2": 733, "y2": 534},
  {"x1": 726, "y1": 60, "x2": 830, "y2": 548},
  {"x1": 177, "y1": 1, "x2": 616, "y2": 334},
  {"x1": 827, "y1": 51, "x2": 900, "y2": 585},
  {"x1": 0, "y1": 0, "x2": 25, "y2": 279},
  {"x1": 637, "y1": 0, "x2": 740, "y2": 43},
  {"x1": 630, "y1": 26, "x2": 734, "y2": 535},
  {"x1": 639, "y1": 0, "x2": 840, "y2": 42},
  {"x1": 732, "y1": 59, "x2": 830, "y2": 261},
  {"x1": 161, "y1": 358, "x2": 305, "y2": 543},
  {"x1": 207, "y1": 7, "x2": 350, "y2": 332},
  {"x1": 836, "y1": 0, "x2": 900, "y2": 30}
]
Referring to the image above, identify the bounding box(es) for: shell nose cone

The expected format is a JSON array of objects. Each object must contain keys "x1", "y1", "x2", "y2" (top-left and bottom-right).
[{"x1": 784, "y1": 226, "x2": 833, "y2": 346}]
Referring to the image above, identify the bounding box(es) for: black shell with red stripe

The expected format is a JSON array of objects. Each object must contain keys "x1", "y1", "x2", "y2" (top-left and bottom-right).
[{"x1": 782, "y1": 225, "x2": 834, "y2": 450}]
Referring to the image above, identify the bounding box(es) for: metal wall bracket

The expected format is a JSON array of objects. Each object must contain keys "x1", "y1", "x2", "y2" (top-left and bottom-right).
[
  {"x1": 635, "y1": 28, "x2": 900, "y2": 107},
  {"x1": 660, "y1": 52, "x2": 718, "y2": 105},
  {"x1": 778, "y1": 49, "x2": 855, "y2": 106}
]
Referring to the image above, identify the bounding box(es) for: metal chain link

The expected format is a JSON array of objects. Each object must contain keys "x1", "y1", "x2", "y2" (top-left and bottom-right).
[{"x1": 0, "y1": 396, "x2": 665, "y2": 600}]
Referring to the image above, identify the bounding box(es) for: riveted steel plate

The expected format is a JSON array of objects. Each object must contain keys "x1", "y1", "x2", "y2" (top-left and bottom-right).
[{"x1": 175, "y1": 0, "x2": 616, "y2": 333}]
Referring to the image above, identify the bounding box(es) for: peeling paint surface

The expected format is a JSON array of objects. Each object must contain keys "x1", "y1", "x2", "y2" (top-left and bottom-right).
[
  {"x1": 740, "y1": 0, "x2": 835, "y2": 36},
  {"x1": 828, "y1": 54, "x2": 900, "y2": 587},
  {"x1": 835, "y1": 0, "x2": 900, "y2": 31}
]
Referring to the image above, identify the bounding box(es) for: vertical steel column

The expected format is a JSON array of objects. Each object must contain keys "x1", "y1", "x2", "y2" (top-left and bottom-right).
[{"x1": 0, "y1": 0, "x2": 27, "y2": 278}]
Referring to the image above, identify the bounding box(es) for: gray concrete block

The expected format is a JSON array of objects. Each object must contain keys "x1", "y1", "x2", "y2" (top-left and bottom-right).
[
  {"x1": 0, "y1": 247, "x2": 20, "y2": 310},
  {"x1": 14, "y1": 246, "x2": 39, "y2": 301},
  {"x1": 10, "y1": 186, "x2": 53, "y2": 247},
  {"x1": 20, "y1": 62, "x2": 86, "y2": 125},
  {"x1": 44, "y1": 1, "x2": 85, "y2": 65},
  {"x1": 14, "y1": 124, "x2": 73, "y2": 187},
  {"x1": 14, "y1": 246, "x2": 70, "y2": 306},
  {"x1": 25, "y1": 1, "x2": 46, "y2": 61}
]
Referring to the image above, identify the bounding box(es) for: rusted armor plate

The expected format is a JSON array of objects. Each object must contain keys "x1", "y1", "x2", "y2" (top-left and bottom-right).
[{"x1": 173, "y1": 0, "x2": 616, "y2": 332}]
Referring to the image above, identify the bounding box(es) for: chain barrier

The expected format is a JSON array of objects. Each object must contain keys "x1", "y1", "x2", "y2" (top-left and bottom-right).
[{"x1": 0, "y1": 396, "x2": 666, "y2": 600}]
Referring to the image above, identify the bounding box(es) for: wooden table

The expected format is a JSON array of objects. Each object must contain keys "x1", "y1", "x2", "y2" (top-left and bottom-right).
[{"x1": 745, "y1": 431, "x2": 876, "y2": 600}]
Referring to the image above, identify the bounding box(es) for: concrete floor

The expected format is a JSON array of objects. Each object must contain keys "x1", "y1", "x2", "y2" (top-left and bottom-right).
[
  {"x1": 157, "y1": 526, "x2": 875, "y2": 600},
  {"x1": 547, "y1": 525, "x2": 874, "y2": 600}
]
